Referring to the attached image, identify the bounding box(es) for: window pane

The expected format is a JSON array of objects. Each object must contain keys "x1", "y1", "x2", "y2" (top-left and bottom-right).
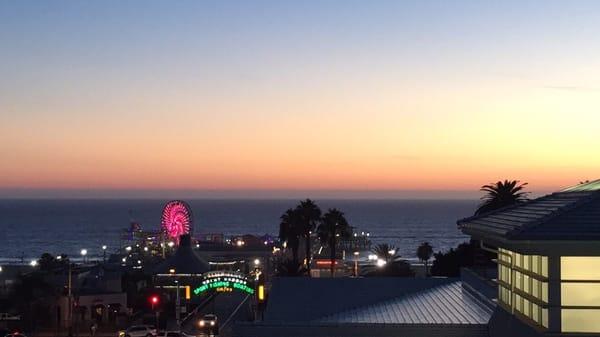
[
  {"x1": 562, "y1": 283, "x2": 600, "y2": 306},
  {"x1": 562, "y1": 309, "x2": 600, "y2": 333},
  {"x1": 532, "y1": 304, "x2": 539, "y2": 324},
  {"x1": 541, "y1": 256, "x2": 548, "y2": 277},
  {"x1": 532, "y1": 279, "x2": 539, "y2": 298},
  {"x1": 561, "y1": 257, "x2": 600, "y2": 280},
  {"x1": 542, "y1": 283, "x2": 548, "y2": 302}
]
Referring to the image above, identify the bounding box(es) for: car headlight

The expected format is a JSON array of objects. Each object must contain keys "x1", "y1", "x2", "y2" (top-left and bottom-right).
[
  {"x1": 199, "y1": 321, "x2": 205, "y2": 327},
  {"x1": 210, "y1": 321, "x2": 215, "y2": 326}
]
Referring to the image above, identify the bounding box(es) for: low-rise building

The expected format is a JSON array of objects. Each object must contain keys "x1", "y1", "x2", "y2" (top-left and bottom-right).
[{"x1": 459, "y1": 179, "x2": 600, "y2": 336}]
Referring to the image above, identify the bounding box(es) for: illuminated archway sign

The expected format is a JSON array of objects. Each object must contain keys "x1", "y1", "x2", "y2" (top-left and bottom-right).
[{"x1": 193, "y1": 271, "x2": 254, "y2": 296}]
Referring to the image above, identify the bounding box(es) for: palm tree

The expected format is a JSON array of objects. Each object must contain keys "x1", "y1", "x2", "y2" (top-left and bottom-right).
[
  {"x1": 295, "y1": 199, "x2": 322, "y2": 273},
  {"x1": 416, "y1": 242, "x2": 433, "y2": 276},
  {"x1": 317, "y1": 208, "x2": 352, "y2": 277},
  {"x1": 279, "y1": 208, "x2": 301, "y2": 263},
  {"x1": 475, "y1": 180, "x2": 529, "y2": 215}
]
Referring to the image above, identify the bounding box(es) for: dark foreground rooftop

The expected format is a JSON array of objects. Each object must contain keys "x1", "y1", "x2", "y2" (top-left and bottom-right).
[
  {"x1": 459, "y1": 179, "x2": 600, "y2": 241},
  {"x1": 234, "y1": 277, "x2": 493, "y2": 337}
]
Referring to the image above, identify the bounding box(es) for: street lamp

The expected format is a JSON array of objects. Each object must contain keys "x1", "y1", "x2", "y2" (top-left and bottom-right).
[
  {"x1": 30, "y1": 260, "x2": 38, "y2": 267},
  {"x1": 253, "y1": 258, "x2": 260, "y2": 266},
  {"x1": 81, "y1": 249, "x2": 87, "y2": 263},
  {"x1": 102, "y1": 245, "x2": 107, "y2": 263},
  {"x1": 353, "y1": 251, "x2": 360, "y2": 277}
]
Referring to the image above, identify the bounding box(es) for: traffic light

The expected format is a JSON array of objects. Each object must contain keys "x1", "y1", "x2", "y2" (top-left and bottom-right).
[{"x1": 149, "y1": 295, "x2": 160, "y2": 310}]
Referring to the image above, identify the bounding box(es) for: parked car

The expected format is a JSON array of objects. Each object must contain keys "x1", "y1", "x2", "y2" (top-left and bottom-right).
[
  {"x1": 198, "y1": 314, "x2": 218, "y2": 335},
  {"x1": 118, "y1": 325, "x2": 157, "y2": 337}
]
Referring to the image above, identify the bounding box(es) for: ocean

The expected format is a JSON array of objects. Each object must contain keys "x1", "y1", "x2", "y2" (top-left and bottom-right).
[{"x1": 0, "y1": 199, "x2": 477, "y2": 262}]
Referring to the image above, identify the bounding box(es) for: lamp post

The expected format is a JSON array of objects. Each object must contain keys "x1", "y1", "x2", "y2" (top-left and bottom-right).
[
  {"x1": 170, "y1": 269, "x2": 180, "y2": 332},
  {"x1": 102, "y1": 245, "x2": 107, "y2": 263},
  {"x1": 353, "y1": 251, "x2": 360, "y2": 277},
  {"x1": 67, "y1": 262, "x2": 73, "y2": 337},
  {"x1": 150, "y1": 296, "x2": 159, "y2": 329},
  {"x1": 80, "y1": 249, "x2": 88, "y2": 264}
]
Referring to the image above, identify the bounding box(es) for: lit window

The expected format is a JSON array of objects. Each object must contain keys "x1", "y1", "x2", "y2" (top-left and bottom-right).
[
  {"x1": 561, "y1": 257, "x2": 600, "y2": 280},
  {"x1": 562, "y1": 309, "x2": 600, "y2": 333},
  {"x1": 562, "y1": 283, "x2": 600, "y2": 307}
]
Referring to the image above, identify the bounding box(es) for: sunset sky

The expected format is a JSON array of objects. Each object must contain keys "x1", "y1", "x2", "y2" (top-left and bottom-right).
[{"x1": 1, "y1": 1, "x2": 600, "y2": 198}]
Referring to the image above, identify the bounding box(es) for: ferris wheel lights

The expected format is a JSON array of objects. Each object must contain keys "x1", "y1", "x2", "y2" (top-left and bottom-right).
[{"x1": 161, "y1": 200, "x2": 193, "y2": 243}]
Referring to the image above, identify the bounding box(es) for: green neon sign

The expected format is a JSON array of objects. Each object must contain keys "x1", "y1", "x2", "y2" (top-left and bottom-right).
[{"x1": 193, "y1": 272, "x2": 255, "y2": 296}]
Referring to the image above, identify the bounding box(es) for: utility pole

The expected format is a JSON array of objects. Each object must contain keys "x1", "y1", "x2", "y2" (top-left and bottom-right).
[
  {"x1": 68, "y1": 263, "x2": 73, "y2": 337},
  {"x1": 175, "y1": 279, "x2": 181, "y2": 332}
]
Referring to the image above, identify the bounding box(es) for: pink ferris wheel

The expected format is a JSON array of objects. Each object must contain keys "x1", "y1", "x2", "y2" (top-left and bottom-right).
[{"x1": 161, "y1": 200, "x2": 193, "y2": 243}]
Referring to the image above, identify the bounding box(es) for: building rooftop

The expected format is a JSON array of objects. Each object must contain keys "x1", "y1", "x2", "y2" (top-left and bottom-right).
[
  {"x1": 318, "y1": 281, "x2": 492, "y2": 325},
  {"x1": 154, "y1": 234, "x2": 210, "y2": 275},
  {"x1": 264, "y1": 277, "x2": 492, "y2": 325},
  {"x1": 458, "y1": 180, "x2": 600, "y2": 241}
]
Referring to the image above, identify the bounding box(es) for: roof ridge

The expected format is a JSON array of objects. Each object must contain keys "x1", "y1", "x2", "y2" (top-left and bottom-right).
[{"x1": 508, "y1": 190, "x2": 600, "y2": 238}]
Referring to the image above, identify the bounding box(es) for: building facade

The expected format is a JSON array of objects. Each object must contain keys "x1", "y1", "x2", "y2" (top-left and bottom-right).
[{"x1": 459, "y1": 179, "x2": 600, "y2": 335}]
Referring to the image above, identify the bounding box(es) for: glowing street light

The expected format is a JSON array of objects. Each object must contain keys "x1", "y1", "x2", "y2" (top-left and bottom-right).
[
  {"x1": 102, "y1": 245, "x2": 108, "y2": 262},
  {"x1": 388, "y1": 249, "x2": 396, "y2": 255},
  {"x1": 125, "y1": 246, "x2": 132, "y2": 252},
  {"x1": 376, "y1": 259, "x2": 387, "y2": 267},
  {"x1": 167, "y1": 241, "x2": 175, "y2": 248},
  {"x1": 253, "y1": 258, "x2": 261, "y2": 266},
  {"x1": 30, "y1": 260, "x2": 38, "y2": 267},
  {"x1": 81, "y1": 249, "x2": 88, "y2": 263}
]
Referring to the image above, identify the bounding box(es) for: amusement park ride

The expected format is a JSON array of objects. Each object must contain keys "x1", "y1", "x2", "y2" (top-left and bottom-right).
[
  {"x1": 161, "y1": 200, "x2": 193, "y2": 244},
  {"x1": 148, "y1": 201, "x2": 267, "y2": 332}
]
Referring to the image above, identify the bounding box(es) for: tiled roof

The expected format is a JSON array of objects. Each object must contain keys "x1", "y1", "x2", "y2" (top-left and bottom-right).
[
  {"x1": 317, "y1": 281, "x2": 492, "y2": 324},
  {"x1": 458, "y1": 180, "x2": 600, "y2": 240}
]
